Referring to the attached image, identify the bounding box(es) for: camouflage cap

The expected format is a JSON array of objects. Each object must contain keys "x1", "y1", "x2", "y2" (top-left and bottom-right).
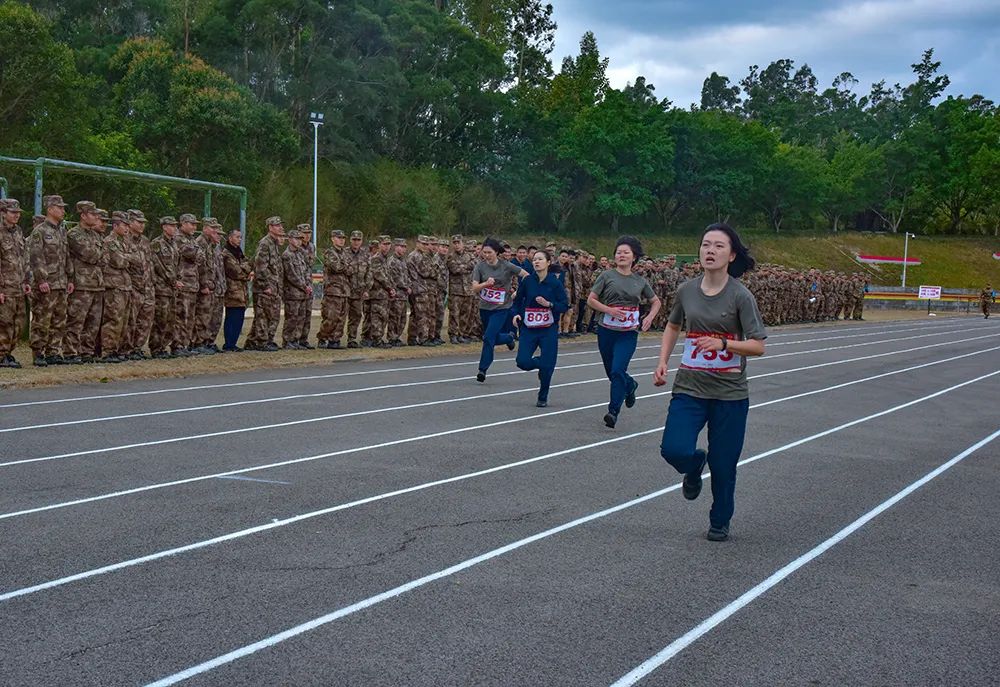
[
  {"x1": 3, "y1": 198, "x2": 22, "y2": 213},
  {"x1": 265, "y1": 215, "x2": 283, "y2": 226},
  {"x1": 378, "y1": 234, "x2": 391, "y2": 243},
  {"x1": 437, "y1": 238, "x2": 449, "y2": 246},
  {"x1": 178, "y1": 213, "x2": 199, "y2": 224},
  {"x1": 159, "y1": 215, "x2": 179, "y2": 226},
  {"x1": 111, "y1": 210, "x2": 130, "y2": 223},
  {"x1": 350, "y1": 230, "x2": 363, "y2": 239},
  {"x1": 76, "y1": 200, "x2": 97, "y2": 214},
  {"x1": 43, "y1": 194, "x2": 68, "y2": 209},
  {"x1": 416, "y1": 234, "x2": 430, "y2": 243},
  {"x1": 32, "y1": 214, "x2": 46, "y2": 227},
  {"x1": 296, "y1": 223, "x2": 311, "y2": 234},
  {"x1": 201, "y1": 217, "x2": 220, "y2": 228},
  {"x1": 96, "y1": 209, "x2": 110, "y2": 221},
  {"x1": 287, "y1": 228, "x2": 303, "y2": 239},
  {"x1": 128, "y1": 209, "x2": 147, "y2": 223},
  {"x1": 330, "y1": 229, "x2": 346, "y2": 239},
  {"x1": 368, "y1": 239, "x2": 378, "y2": 247},
  {"x1": 451, "y1": 234, "x2": 464, "y2": 242},
  {"x1": 392, "y1": 238, "x2": 407, "y2": 246}
]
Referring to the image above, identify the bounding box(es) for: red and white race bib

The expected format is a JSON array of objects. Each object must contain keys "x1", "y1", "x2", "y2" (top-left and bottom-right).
[
  {"x1": 523, "y1": 307, "x2": 554, "y2": 328},
  {"x1": 479, "y1": 286, "x2": 506, "y2": 305},
  {"x1": 602, "y1": 306, "x2": 640, "y2": 330},
  {"x1": 680, "y1": 332, "x2": 741, "y2": 373}
]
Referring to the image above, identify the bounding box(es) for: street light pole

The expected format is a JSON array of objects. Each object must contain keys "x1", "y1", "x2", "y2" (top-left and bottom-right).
[
  {"x1": 902, "y1": 232, "x2": 915, "y2": 288},
  {"x1": 308, "y1": 112, "x2": 325, "y2": 249}
]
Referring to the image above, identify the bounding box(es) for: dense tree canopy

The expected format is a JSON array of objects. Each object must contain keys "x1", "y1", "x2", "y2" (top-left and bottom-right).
[{"x1": 2, "y1": 0, "x2": 998, "y2": 242}]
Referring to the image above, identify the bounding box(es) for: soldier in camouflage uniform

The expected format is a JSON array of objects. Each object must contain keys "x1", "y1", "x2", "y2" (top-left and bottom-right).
[
  {"x1": 281, "y1": 227, "x2": 313, "y2": 348},
  {"x1": 446, "y1": 233, "x2": 475, "y2": 344},
  {"x1": 317, "y1": 229, "x2": 350, "y2": 349},
  {"x1": 245, "y1": 216, "x2": 286, "y2": 351},
  {"x1": 99, "y1": 212, "x2": 135, "y2": 362},
  {"x1": 149, "y1": 217, "x2": 182, "y2": 358},
  {"x1": 172, "y1": 213, "x2": 201, "y2": 354},
  {"x1": 27, "y1": 195, "x2": 74, "y2": 366},
  {"x1": 406, "y1": 235, "x2": 439, "y2": 346},
  {"x1": 432, "y1": 238, "x2": 449, "y2": 344},
  {"x1": 361, "y1": 238, "x2": 379, "y2": 345},
  {"x1": 386, "y1": 238, "x2": 411, "y2": 347},
  {"x1": 345, "y1": 230, "x2": 371, "y2": 348},
  {"x1": 122, "y1": 209, "x2": 155, "y2": 358},
  {"x1": 0, "y1": 199, "x2": 31, "y2": 368},
  {"x1": 192, "y1": 218, "x2": 222, "y2": 353},
  {"x1": 297, "y1": 227, "x2": 316, "y2": 349},
  {"x1": 63, "y1": 201, "x2": 105, "y2": 363},
  {"x1": 980, "y1": 283, "x2": 994, "y2": 319},
  {"x1": 366, "y1": 235, "x2": 395, "y2": 347}
]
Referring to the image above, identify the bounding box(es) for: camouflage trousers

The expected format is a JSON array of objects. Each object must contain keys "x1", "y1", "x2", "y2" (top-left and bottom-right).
[
  {"x1": 0, "y1": 289, "x2": 25, "y2": 356},
  {"x1": 194, "y1": 292, "x2": 219, "y2": 346},
  {"x1": 150, "y1": 292, "x2": 176, "y2": 354},
  {"x1": 282, "y1": 297, "x2": 310, "y2": 345},
  {"x1": 101, "y1": 289, "x2": 131, "y2": 355},
  {"x1": 367, "y1": 297, "x2": 389, "y2": 343},
  {"x1": 30, "y1": 288, "x2": 67, "y2": 357},
  {"x1": 298, "y1": 296, "x2": 314, "y2": 344},
  {"x1": 387, "y1": 298, "x2": 408, "y2": 343},
  {"x1": 64, "y1": 289, "x2": 103, "y2": 357},
  {"x1": 448, "y1": 294, "x2": 473, "y2": 338},
  {"x1": 434, "y1": 294, "x2": 447, "y2": 340},
  {"x1": 318, "y1": 295, "x2": 348, "y2": 344},
  {"x1": 559, "y1": 304, "x2": 577, "y2": 334},
  {"x1": 128, "y1": 285, "x2": 155, "y2": 352},
  {"x1": 361, "y1": 298, "x2": 373, "y2": 341},
  {"x1": 346, "y1": 298, "x2": 364, "y2": 343},
  {"x1": 407, "y1": 292, "x2": 436, "y2": 344},
  {"x1": 209, "y1": 294, "x2": 224, "y2": 342},
  {"x1": 851, "y1": 298, "x2": 865, "y2": 320},
  {"x1": 247, "y1": 293, "x2": 281, "y2": 345},
  {"x1": 173, "y1": 291, "x2": 198, "y2": 349}
]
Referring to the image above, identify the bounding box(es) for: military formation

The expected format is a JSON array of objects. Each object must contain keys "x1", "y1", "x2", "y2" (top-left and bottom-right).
[{"x1": 3, "y1": 194, "x2": 991, "y2": 370}]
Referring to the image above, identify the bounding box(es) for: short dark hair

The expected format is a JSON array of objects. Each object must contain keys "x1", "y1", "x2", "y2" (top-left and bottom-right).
[
  {"x1": 614, "y1": 235, "x2": 644, "y2": 266},
  {"x1": 702, "y1": 223, "x2": 756, "y2": 277},
  {"x1": 482, "y1": 236, "x2": 504, "y2": 254}
]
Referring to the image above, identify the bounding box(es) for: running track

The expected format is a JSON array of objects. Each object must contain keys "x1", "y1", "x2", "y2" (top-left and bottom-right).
[{"x1": 1, "y1": 317, "x2": 997, "y2": 686}]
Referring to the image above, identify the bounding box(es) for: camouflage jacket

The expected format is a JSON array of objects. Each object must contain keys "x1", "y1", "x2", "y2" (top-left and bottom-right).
[
  {"x1": 0, "y1": 218, "x2": 29, "y2": 291},
  {"x1": 281, "y1": 245, "x2": 312, "y2": 300},
  {"x1": 346, "y1": 247, "x2": 371, "y2": 295},
  {"x1": 150, "y1": 233, "x2": 179, "y2": 295},
  {"x1": 27, "y1": 219, "x2": 70, "y2": 289},
  {"x1": 368, "y1": 252, "x2": 393, "y2": 299},
  {"x1": 66, "y1": 225, "x2": 104, "y2": 291},
  {"x1": 322, "y1": 245, "x2": 350, "y2": 297},
  {"x1": 446, "y1": 251, "x2": 475, "y2": 296},
  {"x1": 103, "y1": 232, "x2": 134, "y2": 291},
  {"x1": 387, "y1": 253, "x2": 410, "y2": 300},
  {"x1": 128, "y1": 233, "x2": 153, "y2": 293},
  {"x1": 174, "y1": 232, "x2": 201, "y2": 293},
  {"x1": 253, "y1": 234, "x2": 284, "y2": 297}
]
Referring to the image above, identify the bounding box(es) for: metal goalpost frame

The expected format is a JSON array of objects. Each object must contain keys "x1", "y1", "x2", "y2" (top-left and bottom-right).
[{"x1": 0, "y1": 155, "x2": 248, "y2": 246}]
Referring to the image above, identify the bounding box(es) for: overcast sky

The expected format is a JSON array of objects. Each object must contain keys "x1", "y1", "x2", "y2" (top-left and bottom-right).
[{"x1": 550, "y1": 0, "x2": 1000, "y2": 108}]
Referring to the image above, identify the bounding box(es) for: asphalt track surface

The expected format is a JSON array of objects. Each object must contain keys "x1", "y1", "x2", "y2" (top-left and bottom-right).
[{"x1": 1, "y1": 317, "x2": 998, "y2": 687}]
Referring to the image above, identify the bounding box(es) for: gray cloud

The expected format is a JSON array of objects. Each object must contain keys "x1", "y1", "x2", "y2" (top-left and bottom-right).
[{"x1": 551, "y1": 0, "x2": 1000, "y2": 108}]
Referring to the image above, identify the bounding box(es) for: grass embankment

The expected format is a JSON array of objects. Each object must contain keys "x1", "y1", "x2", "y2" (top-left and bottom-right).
[{"x1": 513, "y1": 231, "x2": 999, "y2": 290}]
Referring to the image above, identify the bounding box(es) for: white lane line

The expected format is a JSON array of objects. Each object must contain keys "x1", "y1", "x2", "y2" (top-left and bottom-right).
[
  {"x1": 139, "y1": 372, "x2": 1000, "y2": 687},
  {"x1": 0, "y1": 320, "x2": 968, "y2": 410},
  {"x1": 0, "y1": 324, "x2": 980, "y2": 435},
  {"x1": 1, "y1": 346, "x2": 995, "y2": 603},
  {"x1": 608, "y1": 426, "x2": 1000, "y2": 687},
  {"x1": 216, "y1": 476, "x2": 292, "y2": 486},
  {"x1": 2, "y1": 332, "x2": 994, "y2": 470}
]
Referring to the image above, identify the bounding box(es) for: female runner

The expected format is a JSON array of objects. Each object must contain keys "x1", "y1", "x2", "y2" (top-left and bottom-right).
[
  {"x1": 471, "y1": 237, "x2": 529, "y2": 382},
  {"x1": 586, "y1": 235, "x2": 661, "y2": 428},
  {"x1": 653, "y1": 223, "x2": 766, "y2": 542},
  {"x1": 512, "y1": 250, "x2": 568, "y2": 407}
]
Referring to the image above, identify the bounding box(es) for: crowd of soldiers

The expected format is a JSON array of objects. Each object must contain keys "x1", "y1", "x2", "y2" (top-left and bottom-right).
[{"x1": 0, "y1": 193, "x2": 892, "y2": 370}]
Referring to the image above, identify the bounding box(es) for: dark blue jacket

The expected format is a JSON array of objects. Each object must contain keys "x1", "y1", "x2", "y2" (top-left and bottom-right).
[{"x1": 513, "y1": 271, "x2": 569, "y2": 323}]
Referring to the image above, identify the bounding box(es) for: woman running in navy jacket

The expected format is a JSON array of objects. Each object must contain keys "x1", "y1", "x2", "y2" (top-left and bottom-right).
[{"x1": 512, "y1": 250, "x2": 568, "y2": 407}]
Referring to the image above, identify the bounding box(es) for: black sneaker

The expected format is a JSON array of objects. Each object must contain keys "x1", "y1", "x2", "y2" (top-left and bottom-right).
[
  {"x1": 506, "y1": 339, "x2": 516, "y2": 351},
  {"x1": 707, "y1": 525, "x2": 730, "y2": 542},
  {"x1": 299, "y1": 342, "x2": 315, "y2": 350},
  {"x1": 263, "y1": 342, "x2": 279, "y2": 352},
  {"x1": 536, "y1": 399, "x2": 547, "y2": 408},
  {"x1": 328, "y1": 341, "x2": 342, "y2": 350},
  {"x1": 476, "y1": 371, "x2": 486, "y2": 383},
  {"x1": 683, "y1": 449, "x2": 707, "y2": 501},
  {"x1": 63, "y1": 355, "x2": 84, "y2": 365},
  {"x1": 347, "y1": 341, "x2": 360, "y2": 349},
  {"x1": 1, "y1": 355, "x2": 21, "y2": 368},
  {"x1": 625, "y1": 377, "x2": 638, "y2": 408},
  {"x1": 33, "y1": 355, "x2": 48, "y2": 367},
  {"x1": 603, "y1": 411, "x2": 618, "y2": 428}
]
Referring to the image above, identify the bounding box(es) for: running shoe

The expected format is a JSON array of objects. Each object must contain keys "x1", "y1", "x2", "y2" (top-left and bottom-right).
[
  {"x1": 476, "y1": 371, "x2": 486, "y2": 383},
  {"x1": 625, "y1": 378, "x2": 638, "y2": 408},
  {"x1": 682, "y1": 449, "x2": 707, "y2": 500},
  {"x1": 603, "y1": 411, "x2": 618, "y2": 428},
  {"x1": 706, "y1": 525, "x2": 729, "y2": 542}
]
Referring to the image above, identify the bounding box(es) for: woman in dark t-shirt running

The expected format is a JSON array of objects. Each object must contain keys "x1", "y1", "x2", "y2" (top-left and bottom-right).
[
  {"x1": 653, "y1": 223, "x2": 766, "y2": 542},
  {"x1": 471, "y1": 237, "x2": 529, "y2": 382},
  {"x1": 587, "y1": 235, "x2": 661, "y2": 429}
]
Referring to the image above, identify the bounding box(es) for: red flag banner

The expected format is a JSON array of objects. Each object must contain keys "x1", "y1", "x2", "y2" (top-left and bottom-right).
[{"x1": 856, "y1": 254, "x2": 921, "y2": 265}]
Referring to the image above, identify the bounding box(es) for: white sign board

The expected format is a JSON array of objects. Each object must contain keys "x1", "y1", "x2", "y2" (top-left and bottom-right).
[{"x1": 918, "y1": 285, "x2": 942, "y2": 299}]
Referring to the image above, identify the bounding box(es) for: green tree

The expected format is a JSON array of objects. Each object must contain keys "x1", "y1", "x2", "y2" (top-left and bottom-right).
[
  {"x1": 756, "y1": 143, "x2": 828, "y2": 231},
  {"x1": 821, "y1": 134, "x2": 882, "y2": 231}
]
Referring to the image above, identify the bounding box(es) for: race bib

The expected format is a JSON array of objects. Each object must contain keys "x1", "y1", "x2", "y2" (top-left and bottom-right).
[
  {"x1": 523, "y1": 307, "x2": 554, "y2": 328},
  {"x1": 602, "y1": 306, "x2": 640, "y2": 330},
  {"x1": 479, "y1": 286, "x2": 506, "y2": 305},
  {"x1": 680, "y1": 332, "x2": 741, "y2": 373}
]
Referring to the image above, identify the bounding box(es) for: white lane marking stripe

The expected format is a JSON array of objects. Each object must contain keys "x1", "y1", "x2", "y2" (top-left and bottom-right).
[
  {"x1": 140, "y1": 373, "x2": 1000, "y2": 687},
  {"x1": 608, "y1": 426, "x2": 1000, "y2": 687},
  {"x1": 2, "y1": 346, "x2": 996, "y2": 602},
  {"x1": 215, "y1": 476, "x2": 292, "y2": 486},
  {"x1": 0, "y1": 320, "x2": 968, "y2": 410},
  {"x1": 2, "y1": 332, "x2": 994, "y2": 470},
  {"x1": 0, "y1": 325, "x2": 980, "y2": 434}
]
